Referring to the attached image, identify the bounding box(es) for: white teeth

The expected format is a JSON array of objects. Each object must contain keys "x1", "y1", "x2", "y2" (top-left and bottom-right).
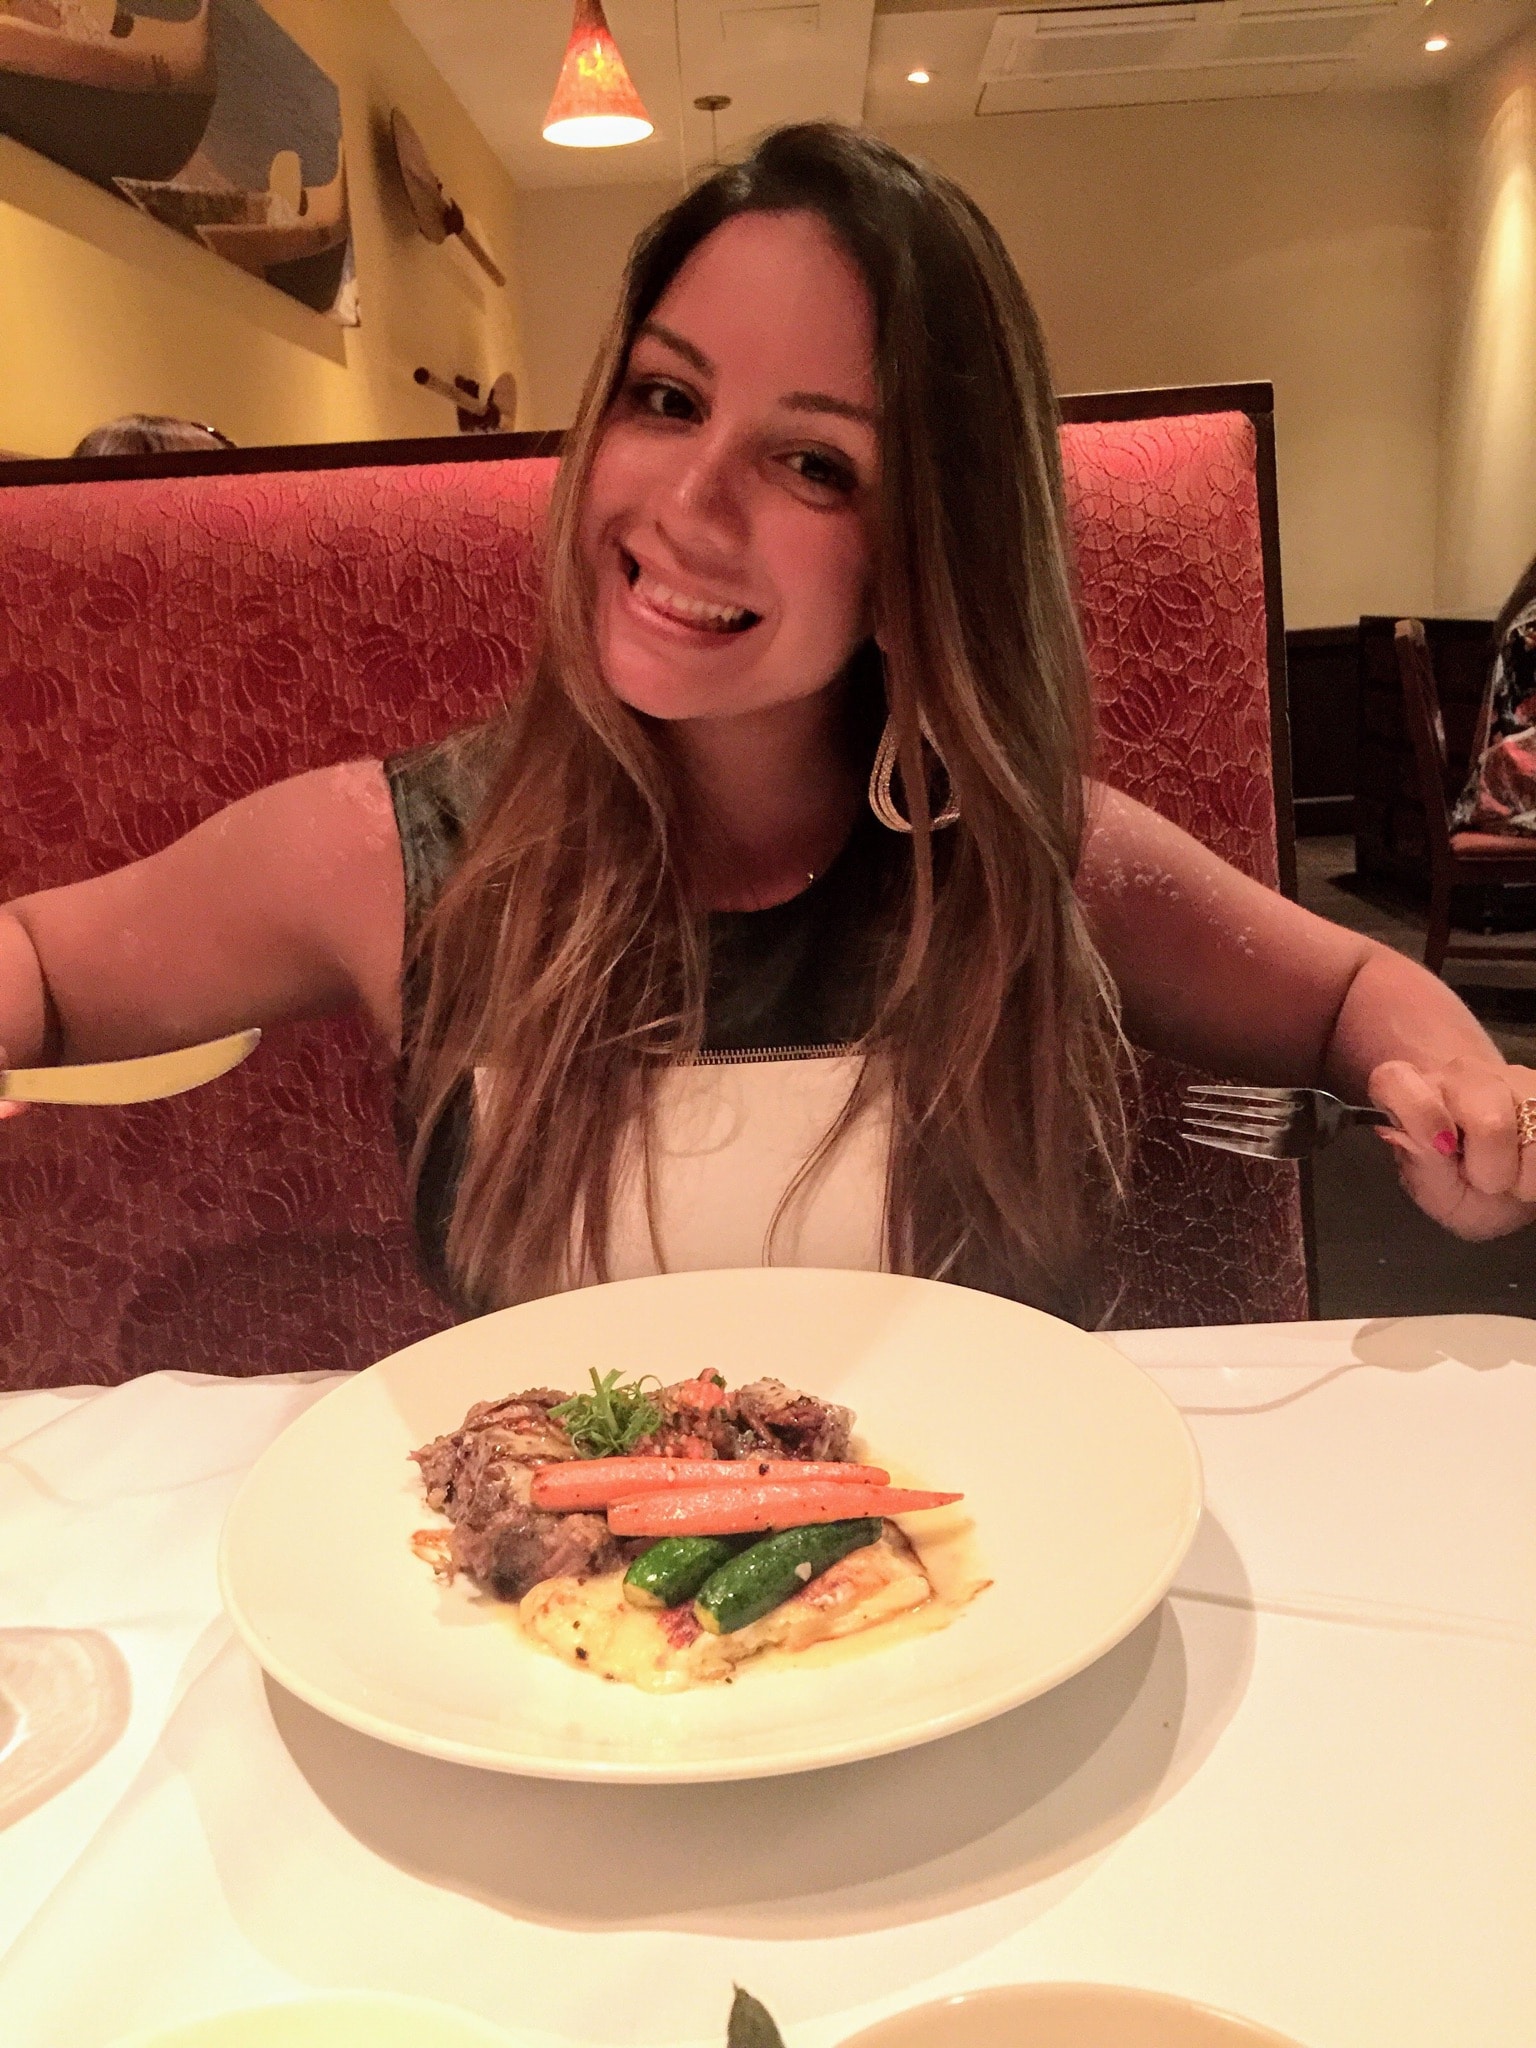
[{"x1": 632, "y1": 567, "x2": 753, "y2": 630}]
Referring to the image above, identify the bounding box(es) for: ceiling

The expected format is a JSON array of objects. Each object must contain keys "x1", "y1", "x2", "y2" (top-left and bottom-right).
[
  {"x1": 390, "y1": 2, "x2": 875, "y2": 191},
  {"x1": 391, "y1": 0, "x2": 1536, "y2": 190}
]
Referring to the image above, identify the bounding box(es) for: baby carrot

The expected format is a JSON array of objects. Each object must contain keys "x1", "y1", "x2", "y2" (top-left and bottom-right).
[
  {"x1": 671, "y1": 1375, "x2": 730, "y2": 1411},
  {"x1": 530, "y1": 1458, "x2": 890, "y2": 1513},
  {"x1": 606, "y1": 1482, "x2": 962, "y2": 1538}
]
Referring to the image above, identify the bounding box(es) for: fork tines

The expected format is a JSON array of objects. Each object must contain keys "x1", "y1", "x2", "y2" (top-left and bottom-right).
[
  {"x1": 1182, "y1": 1084, "x2": 1293, "y2": 1108},
  {"x1": 1179, "y1": 1082, "x2": 1304, "y2": 1160}
]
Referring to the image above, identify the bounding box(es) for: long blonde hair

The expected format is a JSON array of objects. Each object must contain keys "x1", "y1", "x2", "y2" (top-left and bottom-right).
[{"x1": 404, "y1": 122, "x2": 1126, "y2": 1320}]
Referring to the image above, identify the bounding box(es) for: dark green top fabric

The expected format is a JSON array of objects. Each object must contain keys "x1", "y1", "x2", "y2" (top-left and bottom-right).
[{"x1": 385, "y1": 726, "x2": 900, "y2": 1292}]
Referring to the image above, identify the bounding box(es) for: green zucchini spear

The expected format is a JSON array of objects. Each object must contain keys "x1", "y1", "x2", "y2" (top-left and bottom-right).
[{"x1": 694, "y1": 1519, "x2": 883, "y2": 1634}]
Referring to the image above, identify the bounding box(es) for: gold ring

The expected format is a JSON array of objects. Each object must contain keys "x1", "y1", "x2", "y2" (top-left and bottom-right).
[{"x1": 1518, "y1": 1099, "x2": 1536, "y2": 1149}]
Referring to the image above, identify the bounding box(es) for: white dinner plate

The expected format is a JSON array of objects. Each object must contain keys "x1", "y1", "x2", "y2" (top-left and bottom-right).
[
  {"x1": 219, "y1": 1268, "x2": 1201, "y2": 1782},
  {"x1": 837, "y1": 1983, "x2": 1304, "y2": 2047}
]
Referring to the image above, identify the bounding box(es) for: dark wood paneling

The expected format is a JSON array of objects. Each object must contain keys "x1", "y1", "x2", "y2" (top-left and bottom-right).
[{"x1": 1287, "y1": 625, "x2": 1358, "y2": 835}]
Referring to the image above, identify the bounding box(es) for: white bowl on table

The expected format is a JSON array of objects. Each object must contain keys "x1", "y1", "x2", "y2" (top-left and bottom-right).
[{"x1": 838, "y1": 1982, "x2": 1305, "y2": 2047}]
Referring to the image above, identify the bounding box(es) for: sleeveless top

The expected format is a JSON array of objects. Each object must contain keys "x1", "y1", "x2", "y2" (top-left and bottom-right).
[{"x1": 386, "y1": 729, "x2": 905, "y2": 1307}]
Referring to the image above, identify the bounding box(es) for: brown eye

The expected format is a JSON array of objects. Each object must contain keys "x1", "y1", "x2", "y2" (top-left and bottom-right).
[
  {"x1": 632, "y1": 378, "x2": 696, "y2": 422},
  {"x1": 788, "y1": 449, "x2": 856, "y2": 494}
]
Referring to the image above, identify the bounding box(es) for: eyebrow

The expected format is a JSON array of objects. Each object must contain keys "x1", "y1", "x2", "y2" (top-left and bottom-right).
[{"x1": 636, "y1": 319, "x2": 876, "y2": 429}]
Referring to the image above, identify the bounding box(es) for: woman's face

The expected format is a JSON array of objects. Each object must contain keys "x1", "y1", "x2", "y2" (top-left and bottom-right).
[{"x1": 580, "y1": 209, "x2": 880, "y2": 727}]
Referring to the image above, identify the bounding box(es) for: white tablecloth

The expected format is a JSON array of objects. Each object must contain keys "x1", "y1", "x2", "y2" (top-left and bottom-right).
[{"x1": 1, "y1": 1315, "x2": 1533, "y2": 2048}]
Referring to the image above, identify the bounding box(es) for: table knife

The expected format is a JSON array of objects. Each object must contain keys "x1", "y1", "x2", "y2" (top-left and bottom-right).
[{"x1": 0, "y1": 1028, "x2": 261, "y2": 1106}]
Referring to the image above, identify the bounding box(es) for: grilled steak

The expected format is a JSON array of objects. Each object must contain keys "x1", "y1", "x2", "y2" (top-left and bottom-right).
[
  {"x1": 452, "y1": 1503, "x2": 624, "y2": 1603},
  {"x1": 728, "y1": 1378, "x2": 854, "y2": 1462},
  {"x1": 411, "y1": 1389, "x2": 572, "y2": 1529}
]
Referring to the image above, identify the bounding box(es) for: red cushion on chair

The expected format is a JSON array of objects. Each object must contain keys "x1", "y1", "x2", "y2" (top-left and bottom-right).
[
  {"x1": 1, "y1": 413, "x2": 1303, "y2": 1388},
  {"x1": 1449, "y1": 830, "x2": 1536, "y2": 859},
  {"x1": 1065, "y1": 411, "x2": 1307, "y2": 1330},
  {"x1": 1, "y1": 457, "x2": 556, "y2": 1388}
]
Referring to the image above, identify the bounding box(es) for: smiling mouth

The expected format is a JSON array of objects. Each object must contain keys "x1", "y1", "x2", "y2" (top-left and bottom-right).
[{"x1": 622, "y1": 550, "x2": 760, "y2": 635}]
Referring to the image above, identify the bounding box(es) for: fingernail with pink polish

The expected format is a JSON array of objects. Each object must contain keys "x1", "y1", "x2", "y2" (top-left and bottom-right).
[{"x1": 1432, "y1": 1128, "x2": 1459, "y2": 1157}]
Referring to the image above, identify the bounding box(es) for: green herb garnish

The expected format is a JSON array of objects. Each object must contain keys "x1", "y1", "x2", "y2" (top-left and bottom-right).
[{"x1": 550, "y1": 1369, "x2": 663, "y2": 1459}]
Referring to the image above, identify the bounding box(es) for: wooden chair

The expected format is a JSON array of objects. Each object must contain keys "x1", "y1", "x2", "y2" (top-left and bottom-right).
[{"x1": 1394, "y1": 618, "x2": 1536, "y2": 975}]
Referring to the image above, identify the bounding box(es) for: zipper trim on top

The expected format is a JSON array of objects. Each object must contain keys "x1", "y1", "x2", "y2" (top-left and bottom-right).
[{"x1": 690, "y1": 1041, "x2": 859, "y2": 1067}]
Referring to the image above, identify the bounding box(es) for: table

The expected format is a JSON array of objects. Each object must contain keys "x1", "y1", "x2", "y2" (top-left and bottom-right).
[{"x1": 2, "y1": 1315, "x2": 1533, "y2": 2048}]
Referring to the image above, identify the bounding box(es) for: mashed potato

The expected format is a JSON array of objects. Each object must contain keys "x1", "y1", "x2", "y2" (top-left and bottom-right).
[{"x1": 518, "y1": 1525, "x2": 936, "y2": 1692}]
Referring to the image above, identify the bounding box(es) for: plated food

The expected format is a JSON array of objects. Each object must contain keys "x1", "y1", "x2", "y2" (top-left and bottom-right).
[
  {"x1": 219, "y1": 1267, "x2": 1201, "y2": 1781},
  {"x1": 409, "y1": 1367, "x2": 977, "y2": 1691}
]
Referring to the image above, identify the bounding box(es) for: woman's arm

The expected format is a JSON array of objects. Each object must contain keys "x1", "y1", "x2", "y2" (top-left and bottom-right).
[
  {"x1": 1078, "y1": 781, "x2": 1536, "y2": 1238},
  {"x1": 0, "y1": 760, "x2": 405, "y2": 1074}
]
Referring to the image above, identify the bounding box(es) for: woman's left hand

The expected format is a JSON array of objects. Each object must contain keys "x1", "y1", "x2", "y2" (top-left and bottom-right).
[{"x1": 1369, "y1": 1056, "x2": 1536, "y2": 1238}]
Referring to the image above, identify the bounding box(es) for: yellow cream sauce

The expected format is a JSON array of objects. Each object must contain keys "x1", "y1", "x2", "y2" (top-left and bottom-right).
[{"x1": 492, "y1": 1438, "x2": 990, "y2": 1690}]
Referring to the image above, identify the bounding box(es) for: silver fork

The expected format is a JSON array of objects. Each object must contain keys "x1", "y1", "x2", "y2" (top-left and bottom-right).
[{"x1": 1180, "y1": 1083, "x2": 1395, "y2": 1160}]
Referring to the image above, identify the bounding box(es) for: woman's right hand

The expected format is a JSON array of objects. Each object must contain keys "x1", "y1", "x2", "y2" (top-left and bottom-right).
[{"x1": 0, "y1": 1046, "x2": 27, "y2": 1120}]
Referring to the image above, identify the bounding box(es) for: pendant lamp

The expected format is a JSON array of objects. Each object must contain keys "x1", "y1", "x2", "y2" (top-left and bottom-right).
[{"x1": 542, "y1": 0, "x2": 654, "y2": 149}]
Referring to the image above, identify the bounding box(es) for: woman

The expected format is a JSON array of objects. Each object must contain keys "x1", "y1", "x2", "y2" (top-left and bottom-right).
[
  {"x1": 70, "y1": 414, "x2": 234, "y2": 457},
  {"x1": 1452, "y1": 551, "x2": 1536, "y2": 836},
  {"x1": 2, "y1": 123, "x2": 1533, "y2": 1328}
]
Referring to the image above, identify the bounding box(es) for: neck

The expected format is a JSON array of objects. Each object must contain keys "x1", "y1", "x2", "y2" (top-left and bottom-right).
[{"x1": 667, "y1": 689, "x2": 861, "y2": 912}]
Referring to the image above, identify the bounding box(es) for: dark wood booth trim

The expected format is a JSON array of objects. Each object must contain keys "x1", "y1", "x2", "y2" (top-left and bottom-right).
[{"x1": 0, "y1": 428, "x2": 565, "y2": 490}]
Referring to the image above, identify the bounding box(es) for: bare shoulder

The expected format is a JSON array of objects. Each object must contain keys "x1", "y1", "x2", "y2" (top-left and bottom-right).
[
  {"x1": 222, "y1": 757, "x2": 403, "y2": 876},
  {"x1": 203, "y1": 756, "x2": 396, "y2": 849}
]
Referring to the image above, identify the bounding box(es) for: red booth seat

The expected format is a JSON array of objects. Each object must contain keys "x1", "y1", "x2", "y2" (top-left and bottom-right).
[{"x1": 0, "y1": 406, "x2": 1305, "y2": 1388}]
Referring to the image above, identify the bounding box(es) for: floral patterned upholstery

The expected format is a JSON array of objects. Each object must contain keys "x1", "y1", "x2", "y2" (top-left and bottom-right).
[
  {"x1": 1066, "y1": 413, "x2": 1306, "y2": 1331},
  {"x1": 0, "y1": 415, "x2": 1303, "y2": 1389}
]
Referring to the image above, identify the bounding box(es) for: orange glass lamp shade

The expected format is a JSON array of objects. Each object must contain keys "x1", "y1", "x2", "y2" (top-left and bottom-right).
[{"x1": 542, "y1": 0, "x2": 654, "y2": 149}]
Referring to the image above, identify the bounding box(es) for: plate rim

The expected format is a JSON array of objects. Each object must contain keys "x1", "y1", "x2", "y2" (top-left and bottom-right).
[
  {"x1": 219, "y1": 1268, "x2": 1203, "y2": 1783},
  {"x1": 835, "y1": 1980, "x2": 1303, "y2": 2048}
]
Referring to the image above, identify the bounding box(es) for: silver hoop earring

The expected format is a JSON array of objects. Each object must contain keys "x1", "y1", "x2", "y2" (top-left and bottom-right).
[{"x1": 868, "y1": 715, "x2": 961, "y2": 833}]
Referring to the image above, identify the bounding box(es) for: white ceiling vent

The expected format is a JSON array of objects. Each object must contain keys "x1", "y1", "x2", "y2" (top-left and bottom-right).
[{"x1": 978, "y1": 0, "x2": 1410, "y2": 108}]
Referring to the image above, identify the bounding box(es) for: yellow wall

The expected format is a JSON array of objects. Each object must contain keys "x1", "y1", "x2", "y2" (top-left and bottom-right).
[
  {"x1": 515, "y1": 178, "x2": 681, "y2": 434},
  {"x1": 1437, "y1": 19, "x2": 1536, "y2": 617},
  {"x1": 0, "y1": 0, "x2": 525, "y2": 457},
  {"x1": 881, "y1": 93, "x2": 1448, "y2": 633}
]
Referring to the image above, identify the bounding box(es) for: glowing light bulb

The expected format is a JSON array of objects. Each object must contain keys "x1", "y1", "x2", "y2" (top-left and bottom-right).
[
  {"x1": 906, "y1": 68, "x2": 932, "y2": 85},
  {"x1": 1425, "y1": 33, "x2": 1448, "y2": 49},
  {"x1": 542, "y1": 0, "x2": 654, "y2": 149}
]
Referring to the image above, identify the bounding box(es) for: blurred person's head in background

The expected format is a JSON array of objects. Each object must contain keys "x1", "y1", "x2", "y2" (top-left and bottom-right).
[{"x1": 72, "y1": 415, "x2": 234, "y2": 458}]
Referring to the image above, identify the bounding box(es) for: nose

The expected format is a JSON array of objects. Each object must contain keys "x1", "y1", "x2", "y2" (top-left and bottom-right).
[{"x1": 654, "y1": 420, "x2": 748, "y2": 570}]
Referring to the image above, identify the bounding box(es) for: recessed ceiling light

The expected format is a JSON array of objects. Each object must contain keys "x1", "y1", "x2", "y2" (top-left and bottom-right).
[
  {"x1": 906, "y1": 68, "x2": 932, "y2": 85},
  {"x1": 1425, "y1": 33, "x2": 1448, "y2": 49}
]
